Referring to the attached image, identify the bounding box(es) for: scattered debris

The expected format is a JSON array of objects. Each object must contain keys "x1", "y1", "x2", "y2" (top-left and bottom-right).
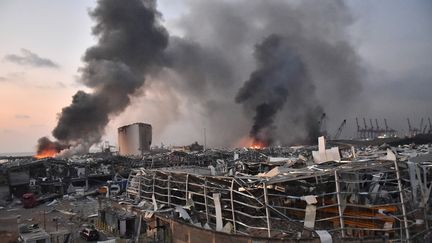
[
  {"x1": 1, "y1": 138, "x2": 431, "y2": 242},
  {"x1": 46, "y1": 199, "x2": 58, "y2": 206}
]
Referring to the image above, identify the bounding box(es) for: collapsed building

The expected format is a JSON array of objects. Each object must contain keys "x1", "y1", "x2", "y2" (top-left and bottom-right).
[
  {"x1": 0, "y1": 155, "x2": 140, "y2": 205},
  {"x1": 92, "y1": 140, "x2": 432, "y2": 242},
  {"x1": 0, "y1": 149, "x2": 231, "y2": 204},
  {"x1": 1, "y1": 138, "x2": 431, "y2": 242}
]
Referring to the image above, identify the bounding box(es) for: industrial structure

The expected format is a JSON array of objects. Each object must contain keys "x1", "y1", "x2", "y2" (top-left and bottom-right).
[
  {"x1": 114, "y1": 143, "x2": 432, "y2": 242},
  {"x1": 118, "y1": 123, "x2": 152, "y2": 156},
  {"x1": 1, "y1": 137, "x2": 432, "y2": 242},
  {"x1": 356, "y1": 117, "x2": 397, "y2": 140},
  {"x1": 407, "y1": 117, "x2": 432, "y2": 137}
]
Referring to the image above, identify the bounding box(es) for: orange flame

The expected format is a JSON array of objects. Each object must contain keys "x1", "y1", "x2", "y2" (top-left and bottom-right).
[
  {"x1": 234, "y1": 136, "x2": 266, "y2": 149},
  {"x1": 250, "y1": 140, "x2": 265, "y2": 150},
  {"x1": 34, "y1": 148, "x2": 58, "y2": 159}
]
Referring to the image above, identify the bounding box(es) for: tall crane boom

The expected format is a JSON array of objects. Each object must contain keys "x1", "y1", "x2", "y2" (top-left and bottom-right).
[
  {"x1": 318, "y1": 113, "x2": 327, "y2": 136},
  {"x1": 407, "y1": 118, "x2": 413, "y2": 135},
  {"x1": 384, "y1": 119, "x2": 389, "y2": 133},
  {"x1": 356, "y1": 117, "x2": 362, "y2": 139},
  {"x1": 355, "y1": 117, "x2": 360, "y2": 132},
  {"x1": 333, "y1": 119, "x2": 347, "y2": 140},
  {"x1": 369, "y1": 119, "x2": 374, "y2": 138},
  {"x1": 429, "y1": 117, "x2": 432, "y2": 134},
  {"x1": 419, "y1": 118, "x2": 424, "y2": 134},
  {"x1": 363, "y1": 118, "x2": 368, "y2": 139}
]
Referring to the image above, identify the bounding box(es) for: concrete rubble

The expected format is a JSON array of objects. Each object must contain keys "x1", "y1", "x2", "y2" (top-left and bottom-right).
[{"x1": 0, "y1": 139, "x2": 431, "y2": 242}]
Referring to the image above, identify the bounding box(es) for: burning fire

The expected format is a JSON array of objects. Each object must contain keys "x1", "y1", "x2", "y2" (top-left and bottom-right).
[
  {"x1": 250, "y1": 140, "x2": 265, "y2": 150},
  {"x1": 234, "y1": 136, "x2": 267, "y2": 149},
  {"x1": 34, "y1": 137, "x2": 68, "y2": 159},
  {"x1": 34, "y1": 148, "x2": 58, "y2": 159}
]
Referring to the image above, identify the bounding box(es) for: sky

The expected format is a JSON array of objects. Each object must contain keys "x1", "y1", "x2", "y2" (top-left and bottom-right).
[{"x1": 0, "y1": 0, "x2": 431, "y2": 153}]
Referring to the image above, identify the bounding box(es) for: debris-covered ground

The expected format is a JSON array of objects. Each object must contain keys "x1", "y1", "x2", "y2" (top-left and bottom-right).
[
  {"x1": 0, "y1": 195, "x2": 101, "y2": 243},
  {"x1": 0, "y1": 139, "x2": 431, "y2": 242}
]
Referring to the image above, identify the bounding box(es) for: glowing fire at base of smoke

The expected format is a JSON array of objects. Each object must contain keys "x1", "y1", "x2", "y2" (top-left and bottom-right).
[
  {"x1": 234, "y1": 136, "x2": 267, "y2": 149},
  {"x1": 250, "y1": 140, "x2": 266, "y2": 150},
  {"x1": 34, "y1": 148, "x2": 58, "y2": 159},
  {"x1": 35, "y1": 137, "x2": 69, "y2": 159}
]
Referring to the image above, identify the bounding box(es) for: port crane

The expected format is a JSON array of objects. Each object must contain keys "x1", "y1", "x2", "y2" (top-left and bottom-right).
[
  {"x1": 333, "y1": 119, "x2": 347, "y2": 140},
  {"x1": 407, "y1": 118, "x2": 414, "y2": 136},
  {"x1": 419, "y1": 118, "x2": 424, "y2": 134},
  {"x1": 429, "y1": 118, "x2": 432, "y2": 134},
  {"x1": 318, "y1": 113, "x2": 327, "y2": 136},
  {"x1": 384, "y1": 118, "x2": 389, "y2": 134},
  {"x1": 356, "y1": 117, "x2": 362, "y2": 138},
  {"x1": 363, "y1": 118, "x2": 368, "y2": 139},
  {"x1": 369, "y1": 119, "x2": 374, "y2": 138}
]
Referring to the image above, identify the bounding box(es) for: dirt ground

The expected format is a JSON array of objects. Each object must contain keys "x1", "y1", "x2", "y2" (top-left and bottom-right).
[{"x1": 0, "y1": 196, "x2": 111, "y2": 243}]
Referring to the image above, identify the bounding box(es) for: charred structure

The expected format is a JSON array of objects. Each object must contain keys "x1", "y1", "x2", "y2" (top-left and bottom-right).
[{"x1": 2, "y1": 139, "x2": 432, "y2": 242}]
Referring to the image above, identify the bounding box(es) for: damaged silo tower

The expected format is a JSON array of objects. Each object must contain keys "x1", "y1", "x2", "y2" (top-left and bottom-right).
[{"x1": 118, "y1": 123, "x2": 152, "y2": 156}]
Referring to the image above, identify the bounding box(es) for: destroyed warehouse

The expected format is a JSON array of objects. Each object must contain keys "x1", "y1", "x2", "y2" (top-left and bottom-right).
[{"x1": 1, "y1": 134, "x2": 431, "y2": 242}]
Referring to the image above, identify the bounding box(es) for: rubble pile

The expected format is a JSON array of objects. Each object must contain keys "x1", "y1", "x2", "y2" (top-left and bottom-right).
[
  {"x1": 118, "y1": 141, "x2": 431, "y2": 242},
  {"x1": 1, "y1": 140, "x2": 431, "y2": 242}
]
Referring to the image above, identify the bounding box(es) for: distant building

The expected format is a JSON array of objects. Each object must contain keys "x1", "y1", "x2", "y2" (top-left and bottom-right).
[
  {"x1": 171, "y1": 142, "x2": 204, "y2": 153},
  {"x1": 118, "y1": 123, "x2": 152, "y2": 156}
]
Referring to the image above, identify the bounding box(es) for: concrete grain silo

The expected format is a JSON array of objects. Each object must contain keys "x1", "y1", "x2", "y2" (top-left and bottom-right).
[{"x1": 118, "y1": 123, "x2": 152, "y2": 156}]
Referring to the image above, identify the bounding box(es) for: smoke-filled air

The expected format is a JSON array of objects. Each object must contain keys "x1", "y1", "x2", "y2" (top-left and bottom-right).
[
  {"x1": 236, "y1": 34, "x2": 323, "y2": 146},
  {"x1": 37, "y1": 0, "x2": 364, "y2": 156},
  {"x1": 37, "y1": 0, "x2": 168, "y2": 156}
]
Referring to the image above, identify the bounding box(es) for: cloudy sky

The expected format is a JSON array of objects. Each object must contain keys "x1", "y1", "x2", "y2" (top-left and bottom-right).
[{"x1": 0, "y1": 0, "x2": 431, "y2": 153}]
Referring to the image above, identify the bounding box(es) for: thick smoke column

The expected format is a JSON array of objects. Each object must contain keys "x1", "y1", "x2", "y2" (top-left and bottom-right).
[
  {"x1": 36, "y1": 137, "x2": 68, "y2": 155},
  {"x1": 36, "y1": 0, "x2": 365, "y2": 153},
  {"x1": 161, "y1": 0, "x2": 363, "y2": 146},
  {"x1": 236, "y1": 35, "x2": 322, "y2": 145},
  {"x1": 36, "y1": 0, "x2": 168, "y2": 155}
]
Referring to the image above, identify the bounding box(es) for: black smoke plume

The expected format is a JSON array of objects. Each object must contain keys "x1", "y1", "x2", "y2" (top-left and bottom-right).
[
  {"x1": 36, "y1": 137, "x2": 69, "y2": 155},
  {"x1": 152, "y1": 0, "x2": 363, "y2": 147},
  {"x1": 236, "y1": 35, "x2": 323, "y2": 145},
  {"x1": 37, "y1": 0, "x2": 365, "y2": 153},
  {"x1": 37, "y1": 0, "x2": 168, "y2": 155}
]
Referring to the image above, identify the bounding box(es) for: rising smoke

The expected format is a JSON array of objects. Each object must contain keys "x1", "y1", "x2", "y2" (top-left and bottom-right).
[
  {"x1": 38, "y1": 0, "x2": 364, "y2": 155},
  {"x1": 235, "y1": 34, "x2": 323, "y2": 145},
  {"x1": 37, "y1": 0, "x2": 168, "y2": 155},
  {"x1": 36, "y1": 137, "x2": 68, "y2": 155},
  {"x1": 158, "y1": 0, "x2": 363, "y2": 146}
]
